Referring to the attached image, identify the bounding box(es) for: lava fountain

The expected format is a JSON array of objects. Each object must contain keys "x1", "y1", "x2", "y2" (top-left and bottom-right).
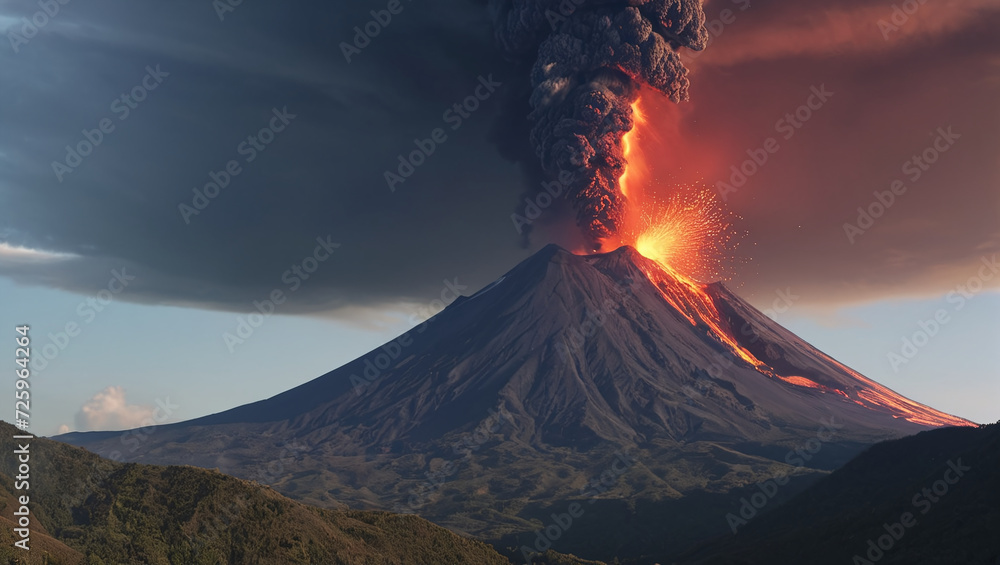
[{"x1": 610, "y1": 96, "x2": 736, "y2": 284}]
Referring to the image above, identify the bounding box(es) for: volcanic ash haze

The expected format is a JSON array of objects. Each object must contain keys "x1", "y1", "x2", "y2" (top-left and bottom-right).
[{"x1": 490, "y1": 0, "x2": 710, "y2": 244}]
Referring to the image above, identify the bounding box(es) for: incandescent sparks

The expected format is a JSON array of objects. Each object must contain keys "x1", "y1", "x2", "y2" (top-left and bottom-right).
[{"x1": 627, "y1": 188, "x2": 735, "y2": 282}]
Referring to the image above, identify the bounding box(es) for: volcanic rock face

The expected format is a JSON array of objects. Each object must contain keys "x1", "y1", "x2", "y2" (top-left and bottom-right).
[{"x1": 57, "y1": 245, "x2": 971, "y2": 546}]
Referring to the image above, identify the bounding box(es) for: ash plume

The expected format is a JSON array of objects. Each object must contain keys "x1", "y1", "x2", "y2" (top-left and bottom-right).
[{"x1": 490, "y1": 0, "x2": 708, "y2": 245}]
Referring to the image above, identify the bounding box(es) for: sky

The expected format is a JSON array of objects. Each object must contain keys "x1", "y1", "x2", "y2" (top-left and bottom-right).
[{"x1": 0, "y1": 0, "x2": 997, "y2": 435}]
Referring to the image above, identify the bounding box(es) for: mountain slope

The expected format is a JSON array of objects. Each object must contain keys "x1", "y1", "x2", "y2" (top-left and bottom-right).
[
  {"x1": 680, "y1": 421, "x2": 1000, "y2": 565},
  {"x1": 0, "y1": 422, "x2": 512, "y2": 565},
  {"x1": 56, "y1": 244, "x2": 973, "y2": 558}
]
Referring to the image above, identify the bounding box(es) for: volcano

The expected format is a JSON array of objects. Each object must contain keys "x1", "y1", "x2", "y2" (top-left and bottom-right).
[{"x1": 57, "y1": 244, "x2": 972, "y2": 558}]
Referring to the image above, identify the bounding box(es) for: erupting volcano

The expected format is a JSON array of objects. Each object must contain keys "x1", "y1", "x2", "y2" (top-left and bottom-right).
[
  {"x1": 608, "y1": 95, "x2": 737, "y2": 283},
  {"x1": 60, "y1": 244, "x2": 973, "y2": 489},
  {"x1": 57, "y1": 240, "x2": 973, "y2": 557},
  {"x1": 61, "y1": 8, "x2": 973, "y2": 541},
  {"x1": 483, "y1": 2, "x2": 973, "y2": 434},
  {"x1": 491, "y1": 0, "x2": 709, "y2": 246},
  {"x1": 491, "y1": 0, "x2": 738, "y2": 293},
  {"x1": 47, "y1": 2, "x2": 981, "y2": 560}
]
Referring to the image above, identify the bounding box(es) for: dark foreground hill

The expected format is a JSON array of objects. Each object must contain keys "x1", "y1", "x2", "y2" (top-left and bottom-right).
[
  {"x1": 0, "y1": 421, "x2": 515, "y2": 565},
  {"x1": 679, "y1": 421, "x2": 1000, "y2": 565}
]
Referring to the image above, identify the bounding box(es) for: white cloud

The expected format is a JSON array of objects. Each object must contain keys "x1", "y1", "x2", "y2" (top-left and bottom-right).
[
  {"x1": 74, "y1": 386, "x2": 156, "y2": 432},
  {"x1": 0, "y1": 242, "x2": 76, "y2": 263},
  {"x1": 57, "y1": 424, "x2": 71, "y2": 434}
]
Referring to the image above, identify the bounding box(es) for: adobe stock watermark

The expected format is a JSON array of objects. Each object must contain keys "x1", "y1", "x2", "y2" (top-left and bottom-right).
[
  {"x1": 212, "y1": 0, "x2": 248, "y2": 22},
  {"x1": 683, "y1": 350, "x2": 736, "y2": 401},
  {"x1": 738, "y1": 287, "x2": 800, "y2": 345},
  {"x1": 511, "y1": 168, "x2": 573, "y2": 235},
  {"x1": 340, "y1": 0, "x2": 413, "y2": 63},
  {"x1": 187, "y1": 438, "x2": 308, "y2": 555},
  {"x1": 246, "y1": 438, "x2": 310, "y2": 485},
  {"x1": 850, "y1": 459, "x2": 970, "y2": 564},
  {"x1": 726, "y1": 417, "x2": 844, "y2": 533},
  {"x1": 554, "y1": 278, "x2": 636, "y2": 363},
  {"x1": 115, "y1": 396, "x2": 180, "y2": 456},
  {"x1": 395, "y1": 406, "x2": 514, "y2": 513},
  {"x1": 30, "y1": 268, "x2": 136, "y2": 372},
  {"x1": 51, "y1": 65, "x2": 169, "y2": 182},
  {"x1": 178, "y1": 106, "x2": 297, "y2": 224},
  {"x1": 351, "y1": 278, "x2": 468, "y2": 395},
  {"x1": 6, "y1": 0, "x2": 73, "y2": 53},
  {"x1": 887, "y1": 254, "x2": 997, "y2": 372},
  {"x1": 716, "y1": 85, "x2": 834, "y2": 201},
  {"x1": 384, "y1": 74, "x2": 502, "y2": 192},
  {"x1": 510, "y1": 144, "x2": 590, "y2": 234},
  {"x1": 222, "y1": 236, "x2": 340, "y2": 352},
  {"x1": 843, "y1": 126, "x2": 960, "y2": 244},
  {"x1": 877, "y1": 0, "x2": 931, "y2": 40},
  {"x1": 542, "y1": 0, "x2": 586, "y2": 29},
  {"x1": 521, "y1": 451, "x2": 637, "y2": 564}
]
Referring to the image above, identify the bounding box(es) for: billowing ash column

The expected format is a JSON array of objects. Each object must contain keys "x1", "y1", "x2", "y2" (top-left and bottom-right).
[{"x1": 490, "y1": 0, "x2": 708, "y2": 244}]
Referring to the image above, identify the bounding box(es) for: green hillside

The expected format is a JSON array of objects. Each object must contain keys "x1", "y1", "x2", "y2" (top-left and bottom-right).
[{"x1": 0, "y1": 422, "x2": 512, "y2": 564}]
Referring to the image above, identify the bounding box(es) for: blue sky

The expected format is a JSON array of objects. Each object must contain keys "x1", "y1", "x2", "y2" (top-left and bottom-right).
[
  {"x1": 1, "y1": 274, "x2": 414, "y2": 435},
  {"x1": 778, "y1": 292, "x2": 1000, "y2": 426}
]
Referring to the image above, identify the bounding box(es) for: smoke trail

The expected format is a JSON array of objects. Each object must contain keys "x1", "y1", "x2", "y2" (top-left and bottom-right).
[{"x1": 491, "y1": 0, "x2": 708, "y2": 245}]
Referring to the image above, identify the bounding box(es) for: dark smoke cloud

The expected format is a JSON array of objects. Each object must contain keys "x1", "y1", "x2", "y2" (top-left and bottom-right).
[
  {"x1": 490, "y1": 0, "x2": 708, "y2": 244},
  {"x1": 1, "y1": 0, "x2": 994, "y2": 319}
]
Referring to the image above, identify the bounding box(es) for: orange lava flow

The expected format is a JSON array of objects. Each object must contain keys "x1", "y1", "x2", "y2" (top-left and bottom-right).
[
  {"x1": 776, "y1": 375, "x2": 824, "y2": 389},
  {"x1": 828, "y1": 359, "x2": 975, "y2": 427},
  {"x1": 640, "y1": 261, "x2": 773, "y2": 374},
  {"x1": 640, "y1": 258, "x2": 974, "y2": 427},
  {"x1": 618, "y1": 101, "x2": 647, "y2": 199}
]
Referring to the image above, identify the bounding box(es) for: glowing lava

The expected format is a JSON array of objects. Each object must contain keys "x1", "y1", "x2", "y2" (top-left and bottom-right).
[
  {"x1": 606, "y1": 94, "x2": 759, "y2": 368},
  {"x1": 618, "y1": 101, "x2": 648, "y2": 199},
  {"x1": 609, "y1": 96, "x2": 736, "y2": 282},
  {"x1": 629, "y1": 189, "x2": 734, "y2": 282},
  {"x1": 776, "y1": 375, "x2": 825, "y2": 389},
  {"x1": 599, "y1": 92, "x2": 974, "y2": 429},
  {"x1": 635, "y1": 255, "x2": 974, "y2": 428},
  {"x1": 639, "y1": 259, "x2": 773, "y2": 372}
]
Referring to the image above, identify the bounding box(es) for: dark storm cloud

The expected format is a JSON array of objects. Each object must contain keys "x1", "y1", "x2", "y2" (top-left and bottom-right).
[
  {"x1": 0, "y1": 0, "x2": 533, "y2": 313},
  {"x1": 0, "y1": 0, "x2": 997, "y2": 316}
]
